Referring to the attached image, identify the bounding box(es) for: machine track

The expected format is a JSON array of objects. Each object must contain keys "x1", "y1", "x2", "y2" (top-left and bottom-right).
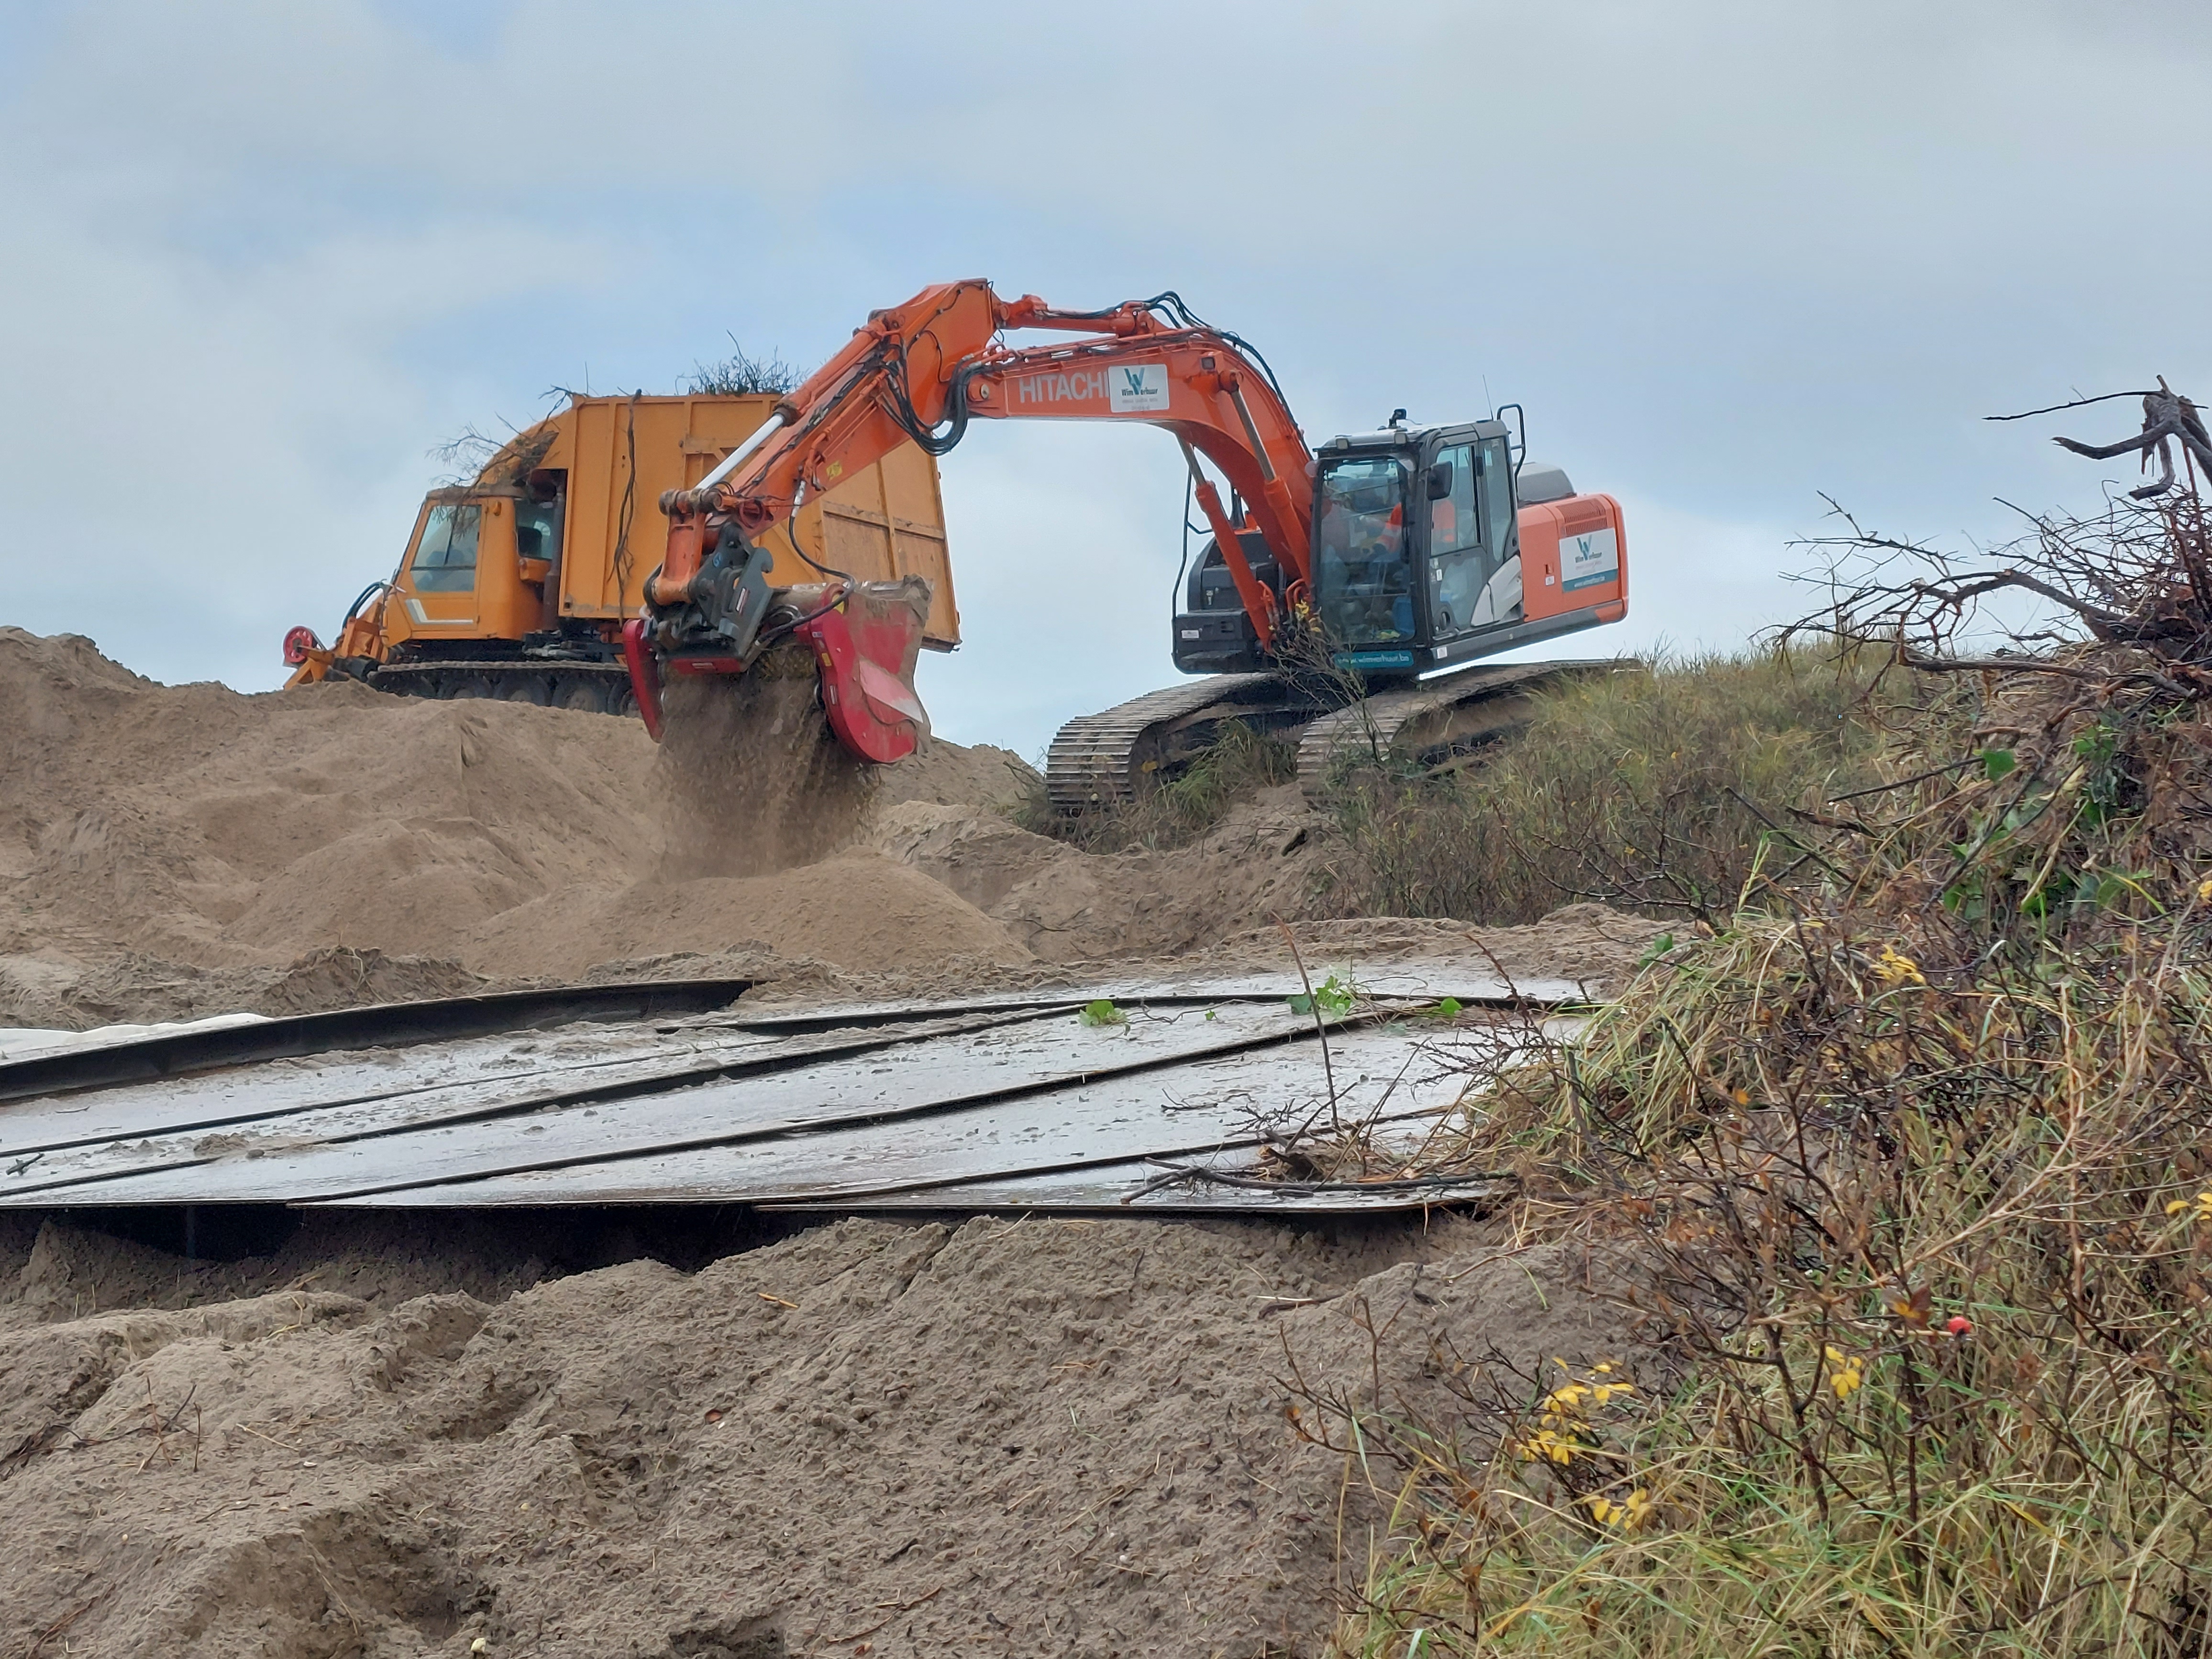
[
  {"x1": 367, "y1": 660, "x2": 637, "y2": 716},
  {"x1": 1044, "y1": 673, "x2": 1301, "y2": 813},
  {"x1": 1046, "y1": 660, "x2": 1636, "y2": 815},
  {"x1": 1292, "y1": 661, "x2": 1618, "y2": 802}
]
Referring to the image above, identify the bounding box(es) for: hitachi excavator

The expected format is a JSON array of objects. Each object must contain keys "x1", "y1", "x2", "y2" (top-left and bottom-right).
[{"x1": 630, "y1": 280, "x2": 1628, "y2": 807}]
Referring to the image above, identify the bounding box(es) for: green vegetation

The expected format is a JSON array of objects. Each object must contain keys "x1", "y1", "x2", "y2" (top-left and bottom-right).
[{"x1": 1289, "y1": 972, "x2": 1356, "y2": 1019}]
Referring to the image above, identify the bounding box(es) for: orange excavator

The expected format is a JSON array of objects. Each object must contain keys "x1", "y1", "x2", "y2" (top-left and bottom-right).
[{"x1": 630, "y1": 281, "x2": 1628, "y2": 806}]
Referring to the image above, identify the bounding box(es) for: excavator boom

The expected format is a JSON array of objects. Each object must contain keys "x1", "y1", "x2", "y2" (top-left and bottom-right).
[{"x1": 631, "y1": 283, "x2": 1317, "y2": 757}]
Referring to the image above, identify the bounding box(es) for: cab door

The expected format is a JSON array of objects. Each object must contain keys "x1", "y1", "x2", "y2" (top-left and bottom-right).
[
  {"x1": 393, "y1": 500, "x2": 484, "y2": 641},
  {"x1": 1424, "y1": 437, "x2": 1523, "y2": 641}
]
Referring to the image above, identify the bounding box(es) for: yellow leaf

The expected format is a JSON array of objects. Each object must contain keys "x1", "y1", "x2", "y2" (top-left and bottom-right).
[{"x1": 1872, "y1": 946, "x2": 1925, "y2": 986}]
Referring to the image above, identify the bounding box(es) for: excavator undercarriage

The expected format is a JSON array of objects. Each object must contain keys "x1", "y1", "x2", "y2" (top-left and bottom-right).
[
  {"x1": 355, "y1": 658, "x2": 640, "y2": 715},
  {"x1": 1043, "y1": 658, "x2": 1632, "y2": 813}
]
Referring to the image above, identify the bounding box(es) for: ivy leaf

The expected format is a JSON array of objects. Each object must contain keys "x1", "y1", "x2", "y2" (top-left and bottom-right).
[{"x1": 1289, "y1": 973, "x2": 1355, "y2": 1019}]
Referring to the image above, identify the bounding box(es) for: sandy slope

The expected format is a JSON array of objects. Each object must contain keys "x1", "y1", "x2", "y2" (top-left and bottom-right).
[
  {"x1": 0, "y1": 629, "x2": 1038, "y2": 1026},
  {"x1": 1, "y1": 628, "x2": 1659, "y2": 1030}
]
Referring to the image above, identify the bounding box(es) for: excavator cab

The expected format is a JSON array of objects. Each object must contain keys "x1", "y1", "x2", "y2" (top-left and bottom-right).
[{"x1": 1172, "y1": 416, "x2": 1624, "y2": 683}]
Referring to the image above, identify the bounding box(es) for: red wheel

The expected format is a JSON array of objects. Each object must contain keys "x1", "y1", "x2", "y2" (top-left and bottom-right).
[{"x1": 281, "y1": 625, "x2": 323, "y2": 666}]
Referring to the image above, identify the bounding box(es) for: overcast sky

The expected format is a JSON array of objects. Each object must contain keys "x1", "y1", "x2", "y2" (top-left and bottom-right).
[{"x1": 5, "y1": 1, "x2": 2209, "y2": 759}]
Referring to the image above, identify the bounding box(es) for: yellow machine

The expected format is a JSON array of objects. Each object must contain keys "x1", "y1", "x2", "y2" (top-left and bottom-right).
[{"x1": 285, "y1": 393, "x2": 955, "y2": 712}]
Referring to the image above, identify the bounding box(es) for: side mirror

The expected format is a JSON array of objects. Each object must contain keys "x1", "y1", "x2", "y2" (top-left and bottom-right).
[{"x1": 1426, "y1": 460, "x2": 1454, "y2": 500}]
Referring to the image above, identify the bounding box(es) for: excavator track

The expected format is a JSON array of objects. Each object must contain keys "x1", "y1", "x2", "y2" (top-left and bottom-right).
[
  {"x1": 1294, "y1": 660, "x2": 1629, "y2": 802},
  {"x1": 1045, "y1": 660, "x2": 1635, "y2": 815},
  {"x1": 1044, "y1": 673, "x2": 1307, "y2": 813},
  {"x1": 368, "y1": 660, "x2": 637, "y2": 717}
]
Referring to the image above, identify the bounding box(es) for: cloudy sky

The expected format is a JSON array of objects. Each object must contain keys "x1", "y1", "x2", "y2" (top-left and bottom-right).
[{"x1": 4, "y1": 1, "x2": 2208, "y2": 758}]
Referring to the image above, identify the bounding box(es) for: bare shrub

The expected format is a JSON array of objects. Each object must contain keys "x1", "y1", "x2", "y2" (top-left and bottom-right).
[{"x1": 686, "y1": 337, "x2": 801, "y2": 398}]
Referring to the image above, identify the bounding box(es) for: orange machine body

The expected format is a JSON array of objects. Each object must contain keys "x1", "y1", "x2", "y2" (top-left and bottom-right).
[
  {"x1": 289, "y1": 394, "x2": 953, "y2": 690},
  {"x1": 1515, "y1": 492, "x2": 1628, "y2": 628}
]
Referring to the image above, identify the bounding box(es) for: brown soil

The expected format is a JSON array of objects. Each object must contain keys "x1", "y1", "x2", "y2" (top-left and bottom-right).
[{"x1": 0, "y1": 1210, "x2": 1638, "y2": 1659}]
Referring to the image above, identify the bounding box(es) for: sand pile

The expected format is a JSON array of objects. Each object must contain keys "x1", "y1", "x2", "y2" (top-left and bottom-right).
[
  {"x1": 0, "y1": 628, "x2": 1659, "y2": 1029},
  {"x1": 871, "y1": 793, "x2": 1338, "y2": 964},
  {"x1": 467, "y1": 856, "x2": 1035, "y2": 979},
  {"x1": 0, "y1": 1209, "x2": 1637, "y2": 1658},
  {"x1": 0, "y1": 629, "x2": 1040, "y2": 1026}
]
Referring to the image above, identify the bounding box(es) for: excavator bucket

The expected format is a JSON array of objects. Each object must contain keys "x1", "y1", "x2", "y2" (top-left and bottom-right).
[
  {"x1": 798, "y1": 577, "x2": 934, "y2": 764},
  {"x1": 622, "y1": 576, "x2": 933, "y2": 763}
]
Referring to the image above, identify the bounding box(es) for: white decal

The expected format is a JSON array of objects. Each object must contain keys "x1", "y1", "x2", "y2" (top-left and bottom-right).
[
  {"x1": 1015, "y1": 368, "x2": 1107, "y2": 406},
  {"x1": 1107, "y1": 362, "x2": 1170, "y2": 413},
  {"x1": 1560, "y1": 527, "x2": 1619, "y2": 593},
  {"x1": 403, "y1": 594, "x2": 476, "y2": 626}
]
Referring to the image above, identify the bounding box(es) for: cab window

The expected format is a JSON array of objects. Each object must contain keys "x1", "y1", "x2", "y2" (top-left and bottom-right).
[
  {"x1": 411, "y1": 504, "x2": 480, "y2": 593},
  {"x1": 516, "y1": 496, "x2": 562, "y2": 569},
  {"x1": 1480, "y1": 440, "x2": 1516, "y2": 562},
  {"x1": 1428, "y1": 444, "x2": 1488, "y2": 637},
  {"x1": 1429, "y1": 445, "x2": 1479, "y2": 553},
  {"x1": 1316, "y1": 456, "x2": 1414, "y2": 645}
]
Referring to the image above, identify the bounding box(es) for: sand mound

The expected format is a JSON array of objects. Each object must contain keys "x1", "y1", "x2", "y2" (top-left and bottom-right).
[
  {"x1": 462, "y1": 853, "x2": 1034, "y2": 978},
  {"x1": 0, "y1": 628, "x2": 1039, "y2": 1025},
  {"x1": 869, "y1": 793, "x2": 1344, "y2": 963},
  {"x1": 0, "y1": 627, "x2": 1660, "y2": 1024},
  {"x1": 0, "y1": 1209, "x2": 1637, "y2": 1658}
]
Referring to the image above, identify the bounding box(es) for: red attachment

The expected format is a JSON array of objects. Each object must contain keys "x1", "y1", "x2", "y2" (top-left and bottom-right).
[
  {"x1": 620, "y1": 619, "x2": 665, "y2": 741},
  {"x1": 798, "y1": 589, "x2": 931, "y2": 765},
  {"x1": 281, "y1": 625, "x2": 322, "y2": 666}
]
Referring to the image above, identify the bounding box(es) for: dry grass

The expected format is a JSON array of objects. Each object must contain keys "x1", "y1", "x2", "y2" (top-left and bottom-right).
[
  {"x1": 1320, "y1": 649, "x2": 1909, "y2": 927},
  {"x1": 1012, "y1": 717, "x2": 1299, "y2": 852},
  {"x1": 1290, "y1": 636, "x2": 2212, "y2": 1657}
]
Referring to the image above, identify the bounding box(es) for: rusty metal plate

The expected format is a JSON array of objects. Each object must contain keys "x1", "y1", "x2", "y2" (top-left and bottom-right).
[
  {"x1": 0, "y1": 962, "x2": 1556, "y2": 1216},
  {"x1": 0, "y1": 978, "x2": 756, "y2": 1104},
  {"x1": 763, "y1": 1157, "x2": 1510, "y2": 1214},
  {"x1": 0, "y1": 1009, "x2": 1048, "y2": 1203}
]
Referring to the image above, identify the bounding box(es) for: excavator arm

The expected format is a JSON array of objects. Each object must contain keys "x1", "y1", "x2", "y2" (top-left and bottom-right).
[{"x1": 630, "y1": 280, "x2": 1317, "y2": 760}]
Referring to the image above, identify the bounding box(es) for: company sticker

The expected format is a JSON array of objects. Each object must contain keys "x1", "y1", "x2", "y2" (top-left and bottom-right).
[
  {"x1": 1107, "y1": 363, "x2": 1170, "y2": 414},
  {"x1": 1560, "y1": 527, "x2": 1620, "y2": 592}
]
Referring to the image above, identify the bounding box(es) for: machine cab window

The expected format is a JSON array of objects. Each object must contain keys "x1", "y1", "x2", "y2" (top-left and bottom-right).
[
  {"x1": 1316, "y1": 456, "x2": 1414, "y2": 645},
  {"x1": 1427, "y1": 443, "x2": 1486, "y2": 637},
  {"x1": 409, "y1": 503, "x2": 481, "y2": 593},
  {"x1": 515, "y1": 495, "x2": 563, "y2": 573}
]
